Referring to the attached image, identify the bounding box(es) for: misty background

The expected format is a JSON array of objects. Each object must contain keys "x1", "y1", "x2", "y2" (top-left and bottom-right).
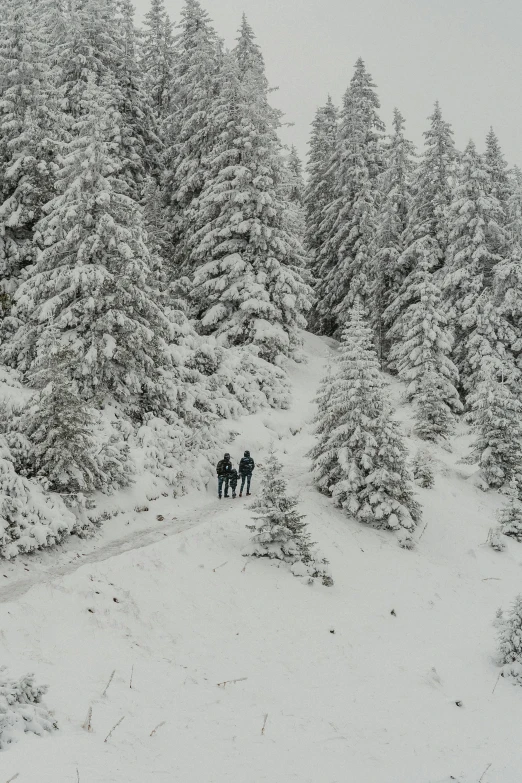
[{"x1": 134, "y1": 0, "x2": 522, "y2": 166}]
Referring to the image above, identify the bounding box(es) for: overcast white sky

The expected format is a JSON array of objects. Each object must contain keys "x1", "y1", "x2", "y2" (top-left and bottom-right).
[{"x1": 134, "y1": 0, "x2": 522, "y2": 167}]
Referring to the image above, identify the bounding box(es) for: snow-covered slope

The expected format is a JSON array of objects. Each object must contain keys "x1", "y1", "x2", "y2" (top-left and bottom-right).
[{"x1": 1, "y1": 332, "x2": 522, "y2": 783}]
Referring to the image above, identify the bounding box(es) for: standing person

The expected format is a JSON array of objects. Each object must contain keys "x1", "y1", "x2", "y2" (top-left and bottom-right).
[
  {"x1": 216, "y1": 453, "x2": 233, "y2": 499},
  {"x1": 229, "y1": 467, "x2": 239, "y2": 499},
  {"x1": 239, "y1": 450, "x2": 255, "y2": 497}
]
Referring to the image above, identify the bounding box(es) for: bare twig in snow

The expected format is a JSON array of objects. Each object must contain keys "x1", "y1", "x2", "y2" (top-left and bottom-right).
[
  {"x1": 418, "y1": 523, "x2": 429, "y2": 541},
  {"x1": 102, "y1": 670, "x2": 116, "y2": 697},
  {"x1": 482, "y1": 578, "x2": 501, "y2": 581},
  {"x1": 217, "y1": 677, "x2": 248, "y2": 688},
  {"x1": 76, "y1": 768, "x2": 80, "y2": 783},
  {"x1": 6, "y1": 774, "x2": 19, "y2": 783},
  {"x1": 261, "y1": 714, "x2": 268, "y2": 735},
  {"x1": 492, "y1": 672, "x2": 503, "y2": 694},
  {"x1": 478, "y1": 763, "x2": 492, "y2": 782},
  {"x1": 104, "y1": 716, "x2": 125, "y2": 743},
  {"x1": 150, "y1": 721, "x2": 166, "y2": 737},
  {"x1": 213, "y1": 562, "x2": 228, "y2": 573},
  {"x1": 130, "y1": 665, "x2": 134, "y2": 690},
  {"x1": 82, "y1": 705, "x2": 93, "y2": 732}
]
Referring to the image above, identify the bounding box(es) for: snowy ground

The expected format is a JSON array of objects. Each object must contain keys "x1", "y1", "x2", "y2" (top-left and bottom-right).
[{"x1": 1, "y1": 332, "x2": 522, "y2": 783}]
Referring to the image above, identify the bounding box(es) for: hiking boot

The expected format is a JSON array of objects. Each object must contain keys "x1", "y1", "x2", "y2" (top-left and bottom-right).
[
  {"x1": 218, "y1": 495, "x2": 222, "y2": 500},
  {"x1": 232, "y1": 494, "x2": 236, "y2": 499},
  {"x1": 239, "y1": 492, "x2": 242, "y2": 497}
]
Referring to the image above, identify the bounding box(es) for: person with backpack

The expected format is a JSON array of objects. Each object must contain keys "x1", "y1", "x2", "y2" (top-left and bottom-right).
[
  {"x1": 216, "y1": 453, "x2": 233, "y2": 499},
  {"x1": 238, "y1": 450, "x2": 255, "y2": 497}
]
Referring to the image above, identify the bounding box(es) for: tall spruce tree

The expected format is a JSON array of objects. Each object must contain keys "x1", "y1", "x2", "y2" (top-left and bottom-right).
[
  {"x1": 384, "y1": 103, "x2": 455, "y2": 365},
  {"x1": 373, "y1": 108, "x2": 416, "y2": 362},
  {"x1": 313, "y1": 59, "x2": 384, "y2": 335},
  {"x1": 162, "y1": 0, "x2": 223, "y2": 276},
  {"x1": 115, "y1": 0, "x2": 162, "y2": 199},
  {"x1": 3, "y1": 80, "x2": 171, "y2": 417},
  {"x1": 0, "y1": 0, "x2": 60, "y2": 312},
  {"x1": 140, "y1": 0, "x2": 174, "y2": 120},
  {"x1": 304, "y1": 96, "x2": 338, "y2": 317},
  {"x1": 309, "y1": 304, "x2": 421, "y2": 546},
  {"x1": 188, "y1": 50, "x2": 311, "y2": 363},
  {"x1": 444, "y1": 140, "x2": 507, "y2": 391},
  {"x1": 386, "y1": 240, "x2": 462, "y2": 439},
  {"x1": 466, "y1": 359, "x2": 522, "y2": 492},
  {"x1": 485, "y1": 128, "x2": 511, "y2": 224}
]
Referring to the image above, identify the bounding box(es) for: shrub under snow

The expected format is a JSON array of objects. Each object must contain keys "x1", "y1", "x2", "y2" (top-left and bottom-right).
[{"x1": 0, "y1": 669, "x2": 57, "y2": 750}]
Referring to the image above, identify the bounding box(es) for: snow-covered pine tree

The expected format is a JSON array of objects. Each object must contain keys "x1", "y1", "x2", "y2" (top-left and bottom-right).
[
  {"x1": 18, "y1": 348, "x2": 110, "y2": 495},
  {"x1": 54, "y1": 0, "x2": 123, "y2": 123},
  {"x1": 498, "y1": 479, "x2": 522, "y2": 541},
  {"x1": 313, "y1": 59, "x2": 384, "y2": 335},
  {"x1": 139, "y1": 0, "x2": 174, "y2": 120},
  {"x1": 188, "y1": 50, "x2": 311, "y2": 364},
  {"x1": 162, "y1": 0, "x2": 223, "y2": 276},
  {"x1": 444, "y1": 140, "x2": 507, "y2": 391},
  {"x1": 484, "y1": 128, "x2": 511, "y2": 235},
  {"x1": 384, "y1": 103, "x2": 455, "y2": 367},
  {"x1": 466, "y1": 360, "x2": 522, "y2": 492},
  {"x1": 114, "y1": 0, "x2": 162, "y2": 201},
  {"x1": 283, "y1": 146, "x2": 307, "y2": 246},
  {"x1": 3, "y1": 79, "x2": 171, "y2": 418},
  {"x1": 245, "y1": 447, "x2": 333, "y2": 586},
  {"x1": 490, "y1": 168, "x2": 522, "y2": 373},
  {"x1": 373, "y1": 108, "x2": 416, "y2": 363},
  {"x1": 234, "y1": 12, "x2": 265, "y2": 84},
  {"x1": 304, "y1": 96, "x2": 338, "y2": 323},
  {"x1": 0, "y1": 0, "x2": 60, "y2": 313},
  {"x1": 411, "y1": 448, "x2": 435, "y2": 489},
  {"x1": 309, "y1": 304, "x2": 421, "y2": 546},
  {"x1": 385, "y1": 237, "x2": 462, "y2": 439}
]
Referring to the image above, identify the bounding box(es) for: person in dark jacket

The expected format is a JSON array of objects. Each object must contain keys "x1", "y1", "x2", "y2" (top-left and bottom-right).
[
  {"x1": 216, "y1": 453, "x2": 233, "y2": 499},
  {"x1": 229, "y1": 468, "x2": 239, "y2": 499},
  {"x1": 238, "y1": 450, "x2": 255, "y2": 497}
]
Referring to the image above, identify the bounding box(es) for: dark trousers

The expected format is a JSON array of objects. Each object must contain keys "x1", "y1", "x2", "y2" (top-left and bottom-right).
[
  {"x1": 218, "y1": 475, "x2": 229, "y2": 497},
  {"x1": 240, "y1": 474, "x2": 252, "y2": 494}
]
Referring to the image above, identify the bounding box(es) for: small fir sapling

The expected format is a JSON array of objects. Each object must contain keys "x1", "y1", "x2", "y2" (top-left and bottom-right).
[
  {"x1": 411, "y1": 449, "x2": 435, "y2": 489},
  {"x1": 498, "y1": 478, "x2": 522, "y2": 542},
  {"x1": 245, "y1": 448, "x2": 333, "y2": 586},
  {"x1": 488, "y1": 527, "x2": 506, "y2": 552},
  {"x1": 0, "y1": 668, "x2": 57, "y2": 749},
  {"x1": 497, "y1": 595, "x2": 522, "y2": 683}
]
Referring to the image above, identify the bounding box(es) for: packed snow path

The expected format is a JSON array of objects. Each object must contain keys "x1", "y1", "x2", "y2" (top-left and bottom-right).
[{"x1": 2, "y1": 333, "x2": 522, "y2": 783}]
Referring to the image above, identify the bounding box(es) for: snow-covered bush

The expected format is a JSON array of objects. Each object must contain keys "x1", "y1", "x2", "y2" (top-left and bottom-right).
[
  {"x1": 411, "y1": 449, "x2": 435, "y2": 489},
  {"x1": 245, "y1": 448, "x2": 333, "y2": 586},
  {"x1": 0, "y1": 669, "x2": 57, "y2": 750},
  {"x1": 0, "y1": 436, "x2": 76, "y2": 559}
]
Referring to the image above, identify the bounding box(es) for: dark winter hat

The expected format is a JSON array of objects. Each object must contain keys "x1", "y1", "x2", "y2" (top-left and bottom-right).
[
  {"x1": 244, "y1": 450, "x2": 250, "y2": 457},
  {"x1": 224, "y1": 453, "x2": 231, "y2": 459}
]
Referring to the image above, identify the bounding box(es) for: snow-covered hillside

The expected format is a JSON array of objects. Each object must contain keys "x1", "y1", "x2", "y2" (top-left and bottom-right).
[{"x1": 1, "y1": 333, "x2": 522, "y2": 783}]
